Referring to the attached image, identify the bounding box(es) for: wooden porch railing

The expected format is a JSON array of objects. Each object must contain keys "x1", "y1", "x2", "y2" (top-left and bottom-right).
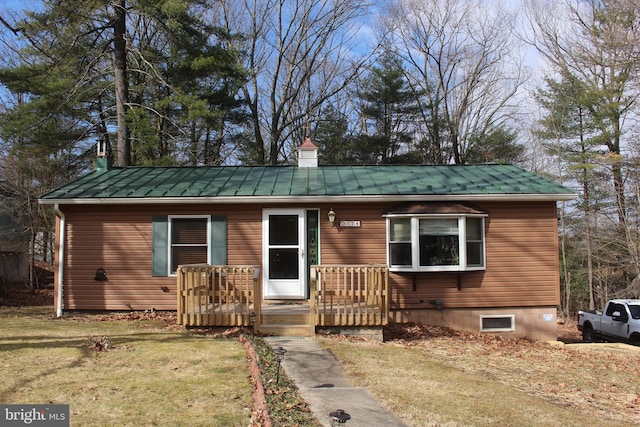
[
  {"x1": 176, "y1": 265, "x2": 261, "y2": 326},
  {"x1": 177, "y1": 264, "x2": 389, "y2": 330},
  {"x1": 310, "y1": 265, "x2": 389, "y2": 327}
]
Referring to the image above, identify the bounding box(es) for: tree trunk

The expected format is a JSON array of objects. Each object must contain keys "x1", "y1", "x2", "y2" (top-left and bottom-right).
[{"x1": 113, "y1": 0, "x2": 130, "y2": 166}]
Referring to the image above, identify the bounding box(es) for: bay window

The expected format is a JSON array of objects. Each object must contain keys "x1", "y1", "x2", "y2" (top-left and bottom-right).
[{"x1": 387, "y1": 215, "x2": 485, "y2": 272}]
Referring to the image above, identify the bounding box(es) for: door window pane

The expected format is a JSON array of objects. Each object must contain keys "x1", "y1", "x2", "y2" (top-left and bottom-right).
[
  {"x1": 269, "y1": 248, "x2": 299, "y2": 279},
  {"x1": 269, "y1": 215, "x2": 298, "y2": 245}
]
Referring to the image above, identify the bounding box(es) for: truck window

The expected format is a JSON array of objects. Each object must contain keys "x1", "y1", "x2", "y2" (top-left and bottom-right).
[
  {"x1": 606, "y1": 303, "x2": 624, "y2": 316},
  {"x1": 628, "y1": 305, "x2": 640, "y2": 320},
  {"x1": 606, "y1": 303, "x2": 629, "y2": 322}
]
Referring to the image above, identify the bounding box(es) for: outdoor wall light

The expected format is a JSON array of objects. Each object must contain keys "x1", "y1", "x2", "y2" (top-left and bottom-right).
[
  {"x1": 328, "y1": 208, "x2": 336, "y2": 227},
  {"x1": 94, "y1": 268, "x2": 108, "y2": 281},
  {"x1": 329, "y1": 409, "x2": 351, "y2": 425}
]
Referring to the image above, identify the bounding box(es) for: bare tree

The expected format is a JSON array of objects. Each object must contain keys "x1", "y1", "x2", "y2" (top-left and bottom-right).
[
  {"x1": 383, "y1": 0, "x2": 525, "y2": 164},
  {"x1": 220, "y1": 0, "x2": 373, "y2": 165},
  {"x1": 113, "y1": 0, "x2": 130, "y2": 166},
  {"x1": 526, "y1": 0, "x2": 640, "y2": 303},
  {"x1": 526, "y1": 0, "x2": 640, "y2": 224}
]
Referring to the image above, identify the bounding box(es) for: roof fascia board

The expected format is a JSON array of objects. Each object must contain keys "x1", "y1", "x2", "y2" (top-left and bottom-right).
[{"x1": 39, "y1": 193, "x2": 577, "y2": 205}]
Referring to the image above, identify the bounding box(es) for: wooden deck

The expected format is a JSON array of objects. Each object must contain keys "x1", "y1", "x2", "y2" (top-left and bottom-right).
[{"x1": 176, "y1": 264, "x2": 390, "y2": 335}]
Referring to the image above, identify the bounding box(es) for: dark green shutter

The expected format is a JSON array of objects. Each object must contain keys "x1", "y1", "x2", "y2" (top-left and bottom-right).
[
  {"x1": 211, "y1": 216, "x2": 227, "y2": 265},
  {"x1": 152, "y1": 216, "x2": 168, "y2": 276}
]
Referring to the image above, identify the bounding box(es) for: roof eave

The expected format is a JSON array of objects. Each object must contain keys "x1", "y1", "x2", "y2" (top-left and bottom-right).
[{"x1": 39, "y1": 193, "x2": 578, "y2": 205}]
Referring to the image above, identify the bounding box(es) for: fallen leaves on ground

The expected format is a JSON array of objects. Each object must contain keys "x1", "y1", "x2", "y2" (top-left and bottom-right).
[
  {"x1": 0, "y1": 288, "x2": 54, "y2": 306},
  {"x1": 365, "y1": 322, "x2": 640, "y2": 424},
  {"x1": 5, "y1": 290, "x2": 638, "y2": 423}
]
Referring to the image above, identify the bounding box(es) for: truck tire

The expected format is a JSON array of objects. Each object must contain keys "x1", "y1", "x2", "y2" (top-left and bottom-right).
[
  {"x1": 582, "y1": 325, "x2": 595, "y2": 343},
  {"x1": 630, "y1": 334, "x2": 640, "y2": 347}
]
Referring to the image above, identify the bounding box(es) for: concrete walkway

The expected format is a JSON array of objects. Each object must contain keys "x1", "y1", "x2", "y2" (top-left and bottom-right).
[{"x1": 265, "y1": 337, "x2": 408, "y2": 427}]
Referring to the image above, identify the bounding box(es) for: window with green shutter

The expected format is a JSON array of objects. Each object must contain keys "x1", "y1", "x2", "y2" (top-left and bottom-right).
[{"x1": 152, "y1": 215, "x2": 227, "y2": 276}]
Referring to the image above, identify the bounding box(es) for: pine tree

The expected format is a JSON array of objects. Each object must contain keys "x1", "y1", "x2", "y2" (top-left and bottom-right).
[{"x1": 354, "y1": 52, "x2": 421, "y2": 164}]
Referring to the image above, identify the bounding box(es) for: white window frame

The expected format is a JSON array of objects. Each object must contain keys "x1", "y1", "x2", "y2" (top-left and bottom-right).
[
  {"x1": 168, "y1": 215, "x2": 211, "y2": 276},
  {"x1": 385, "y1": 214, "x2": 486, "y2": 272},
  {"x1": 479, "y1": 315, "x2": 515, "y2": 332}
]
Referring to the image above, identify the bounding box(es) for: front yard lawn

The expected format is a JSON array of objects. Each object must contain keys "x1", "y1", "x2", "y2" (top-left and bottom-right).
[
  {"x1": 0, "y1": 306, "x2": 253, "y2": 427},
  {"x1": 319, "y1": 323, "x2": 639, "y2": 426},
  {"x1": 5, "y1": 297, "x2": 637, "y2": 427}
]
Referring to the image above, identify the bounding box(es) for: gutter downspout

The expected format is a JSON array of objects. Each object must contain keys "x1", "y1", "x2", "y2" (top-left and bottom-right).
[{"x1": 54, "y1": 203, "x2": 65, "y2": 317}]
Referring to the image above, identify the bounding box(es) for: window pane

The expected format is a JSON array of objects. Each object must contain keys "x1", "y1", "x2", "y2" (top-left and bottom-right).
[
  {"x1": 269, "y1": 215, "x2": 298, "y2": 245},
  {"x1": 390, "y1": 242, "x2": 412, "y2": 266},
  {"x1": 419, "y1": 219, "x2": 459, "y2": 266},
  {"x1": 172, "y1": 218, "x2": 207, "y2": 244},
  {"x1": 420, "y1": 235, "x2": 459, "y2": 266},
  {"x1": 419, "y1": 218, "x2": 458, "y2": 235},
  {"x1": 606, "y1": 303, "x2": 623, "y2": 316},
  {"x1": 467, "y1": 242, "x2": 483, "y2": 266},
  {"x1": 172, "y1": 246, "x2": 207, "y2": 271},
  {"x1": 466, "y1": 217, "x2": 482, "y2": 240},
  {"x1": 481, "y1": 316, "x2": 514, "y2": 331},
  {"x1": 466, "y1": 218, "x2": 483, "y2": 267},
  {"x1": 390, "y1": 218, "x2": 411, "y2": 241},
  {"x1": 269, "y1": 248, "x2": 299, "y2": 279}
]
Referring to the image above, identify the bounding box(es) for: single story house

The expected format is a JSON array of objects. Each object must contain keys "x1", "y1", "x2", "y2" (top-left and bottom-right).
[{"x1": 38, "y1": 140, "x2": 575, "y2": 340}]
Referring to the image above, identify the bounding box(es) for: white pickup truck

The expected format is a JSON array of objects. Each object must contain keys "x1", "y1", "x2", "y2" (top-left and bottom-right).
[{"x1": 577, "y1": 299, "x2": 640, "y2": 345}]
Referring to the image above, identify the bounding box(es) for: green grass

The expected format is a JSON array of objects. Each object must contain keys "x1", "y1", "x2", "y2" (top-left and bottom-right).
[{"x1": 0, "y1": 307, "x2": 252, "y2": 426}]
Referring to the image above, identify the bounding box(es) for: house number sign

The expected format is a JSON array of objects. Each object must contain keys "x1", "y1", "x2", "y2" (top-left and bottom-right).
[{"x1": 339, "y1": 220, "x2": 361, "y2": 228}]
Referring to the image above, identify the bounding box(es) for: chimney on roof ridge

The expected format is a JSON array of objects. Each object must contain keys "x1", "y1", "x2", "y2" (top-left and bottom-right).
[
  {"x1": 93, "y1": 141, "x2": 112, "y2": 173},
  {"x1": 297, "y1": 136, "x2": 318, "y2": 167}
]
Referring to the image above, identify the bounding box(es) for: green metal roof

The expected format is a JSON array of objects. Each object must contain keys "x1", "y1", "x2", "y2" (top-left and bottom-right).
[{"x1": 38, "y1": 164, "x2": 576, "y2": 204}]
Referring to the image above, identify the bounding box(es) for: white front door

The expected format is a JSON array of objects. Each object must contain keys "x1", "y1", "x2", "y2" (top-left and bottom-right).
[{"x1": 263, "y1": 209, "x2": 306, "y2": 299}]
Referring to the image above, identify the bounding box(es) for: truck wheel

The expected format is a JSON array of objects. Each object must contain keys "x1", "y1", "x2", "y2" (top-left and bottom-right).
[
  {"x1": 582, "y1": 325, "x2": 595, "y2": 343},
  {"x1": 630, "y1": 335, "x2": 640, "y2": 346}
]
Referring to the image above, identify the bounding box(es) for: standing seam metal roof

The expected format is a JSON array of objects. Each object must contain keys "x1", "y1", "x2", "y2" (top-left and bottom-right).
[{"x1": 38, "y1": 164, "x2": 575, "y2": 203}]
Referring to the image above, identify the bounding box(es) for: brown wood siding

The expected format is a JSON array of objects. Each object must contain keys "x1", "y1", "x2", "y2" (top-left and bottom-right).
[
  {"x1": 406, "y1": 202, "x2": 558, "y2": 308},
  {"x1": 55, "y1": 201, "x2": 560, "y2": 311},
  {"x1": 320, "y1": 204, "x2": 387, "y2": 265},
  {"x1": 61, "y1": 205, "x2": 173, "y2": 310},
  {"x1": 318, "y1": 201, "x2": 560, "y2": 309},
  {"x1": 58, "y1": 204, "x2": 265, "y2": 311},
  {"x1": 226, "y1": 205, "x2": 262, "y2": 266}
]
